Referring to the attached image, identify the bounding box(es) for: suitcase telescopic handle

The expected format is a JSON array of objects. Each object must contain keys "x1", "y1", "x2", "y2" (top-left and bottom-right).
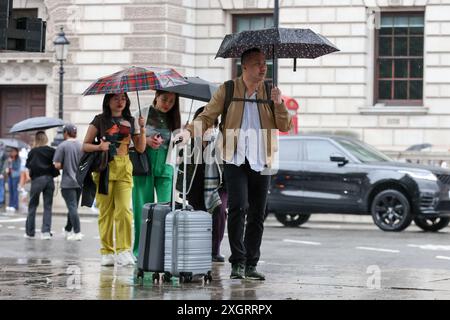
[{"x1": 171, "y1": 141, "x2": 188, "y2": 211}]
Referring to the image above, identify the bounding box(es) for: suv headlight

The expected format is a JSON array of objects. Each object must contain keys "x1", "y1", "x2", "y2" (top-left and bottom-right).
[{"x1": 399, "y1": 170, "x2": 437, "y2": 181}]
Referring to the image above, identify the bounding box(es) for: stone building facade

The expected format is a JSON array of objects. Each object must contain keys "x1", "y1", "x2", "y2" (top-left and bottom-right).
[{"x1": 1, "y1": 0, "x2": 450, "y2": 152}]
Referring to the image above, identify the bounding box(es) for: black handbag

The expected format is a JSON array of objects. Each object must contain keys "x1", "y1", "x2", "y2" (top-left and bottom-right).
[{"x1": 129, "y1": 147, "x2": 150, "y2": 176}]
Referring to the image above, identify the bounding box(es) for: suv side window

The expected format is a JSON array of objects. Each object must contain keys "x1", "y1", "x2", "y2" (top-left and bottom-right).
[
  {"x1": 305, "y1": 140, "x2": 342, "y2": 162},
  {"x1": 279, "y1": 139, "x2": 300, "y2": 162}
]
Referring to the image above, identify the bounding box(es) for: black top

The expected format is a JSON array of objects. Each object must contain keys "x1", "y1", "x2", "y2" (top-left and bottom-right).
[{"x1": 26, "y1": 146, "x2": 59, "y2": 179}]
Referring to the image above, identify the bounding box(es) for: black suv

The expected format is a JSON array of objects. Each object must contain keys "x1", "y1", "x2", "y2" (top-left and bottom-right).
[{"x1": 267, "y1": 135, "x2": 450, "y2": 232}]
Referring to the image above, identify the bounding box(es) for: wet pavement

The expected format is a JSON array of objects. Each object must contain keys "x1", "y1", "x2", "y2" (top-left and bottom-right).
[{"x1": 1, "y1": 210, "x2": 450, "y2": 300}]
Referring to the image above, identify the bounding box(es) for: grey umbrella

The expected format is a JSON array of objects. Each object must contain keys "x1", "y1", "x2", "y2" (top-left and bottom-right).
[
  {"x1": 0, "y1": 138, "x2": 29, "y2": 149},
  {"x1": 9, "y1": 116, "x2": 65, "y2": 133},
  {"x1": 215, "y1": 27, "x2": 339, "y2": 85}
]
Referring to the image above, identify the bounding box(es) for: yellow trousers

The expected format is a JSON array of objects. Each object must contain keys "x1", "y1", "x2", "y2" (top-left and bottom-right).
[{"x1": 94, "y1": 155, "x2": 133, "y2": 255}]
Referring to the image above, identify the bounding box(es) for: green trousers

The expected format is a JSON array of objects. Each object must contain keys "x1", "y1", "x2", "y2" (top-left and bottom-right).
[{"x1": 132, "y1": 148, "x2": 173, "y2": 257}]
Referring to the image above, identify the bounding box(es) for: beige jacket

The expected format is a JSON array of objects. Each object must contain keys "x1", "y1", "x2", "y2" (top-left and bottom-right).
[{"x1": 186, "y1": 76, "x2": 293, "y2": 168}]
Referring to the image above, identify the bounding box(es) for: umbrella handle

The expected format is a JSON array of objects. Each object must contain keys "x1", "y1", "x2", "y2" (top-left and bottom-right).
[{"x1": 136, "y1": 90, "x2": 142, "y2": 118}]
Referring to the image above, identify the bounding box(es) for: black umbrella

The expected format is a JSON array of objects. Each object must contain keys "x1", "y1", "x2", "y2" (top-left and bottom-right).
[
  {"x1": 215, "y1": 27, "x2": 339, "y2": 85},
  {"x1": 161, "y1": 76, "x2": 218, "y2": 103},
  {"x1": 9, "y1": 116, "x2": 65, "y2": 133},
  {"x1": 0, "y1": 138, "x2": 29, "y2": 149},
  {"x1": 406, "y1": 143, "x2": 432, "y2": 151},
  {"x1": 160, "y1": 76, "x2": 219, "y2": 124}
]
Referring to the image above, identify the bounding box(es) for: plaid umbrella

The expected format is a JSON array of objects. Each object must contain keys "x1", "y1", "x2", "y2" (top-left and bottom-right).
[
  {"x1": 215, "y1": 27, "x2": 339, "y2": 85},
  {"x1": 82, "y1": 66, "x2": 188, "y2": 116}
]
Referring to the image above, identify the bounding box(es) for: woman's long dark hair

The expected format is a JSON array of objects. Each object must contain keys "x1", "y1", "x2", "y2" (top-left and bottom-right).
[
  {"x1": 102, "y1": 93, "x2": 133, "y2": 123},
  {"x1": 153, "y1": 90, "x2": 181, "y2": 131}
]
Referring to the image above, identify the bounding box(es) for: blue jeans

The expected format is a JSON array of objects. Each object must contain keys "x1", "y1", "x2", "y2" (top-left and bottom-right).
[
  {"x1": 0, "y1": 177, "x2": 5, "y2": 205},
  {"x1": 8, "y1": 176, "x2": 19, "y2": 210},
  {"x1": 61, "y1": 188, "x2": 81, "y2": 234}
]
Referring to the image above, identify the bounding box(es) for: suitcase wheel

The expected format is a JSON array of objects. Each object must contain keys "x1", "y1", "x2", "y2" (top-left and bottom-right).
[
  {"x1": 163, "y1": 272, "x2": 172, "y2": 283},
  {"x1": 136, "y1": 269, "x2": 144, "y2": 279},
  {"x1": 204, "y1": 271, "x2": 213, "y2": 283}
]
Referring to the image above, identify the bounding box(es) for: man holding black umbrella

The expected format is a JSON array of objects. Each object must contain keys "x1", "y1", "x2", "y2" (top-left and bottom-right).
[{"x1": 175, "y1": 48, "x2": 292, "y2": 280}]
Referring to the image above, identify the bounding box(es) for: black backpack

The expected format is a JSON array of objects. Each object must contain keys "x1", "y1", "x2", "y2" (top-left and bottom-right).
[{"x1": 219, "y1": 80, "x2": 275, "y2": 132}]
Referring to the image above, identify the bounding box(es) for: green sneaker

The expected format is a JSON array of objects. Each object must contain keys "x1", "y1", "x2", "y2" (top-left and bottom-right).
[
  {"x1": 245, "y1": 265, "x2": 265, "y2": 280},
  {"x1": 230, "y1": 263, "x2": 245, "y2": 279}
]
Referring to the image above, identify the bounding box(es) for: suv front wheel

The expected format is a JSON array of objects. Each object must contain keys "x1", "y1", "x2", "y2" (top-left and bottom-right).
[
  {"x1": 414, "y1": 216, "x2": 450, "y2": 232},
  {"x1": 371, "y1": 189, "x2": 412, "y2": 232},
  {"x1": 275, "y1": 213, "x2": 311, "y2": 227}
]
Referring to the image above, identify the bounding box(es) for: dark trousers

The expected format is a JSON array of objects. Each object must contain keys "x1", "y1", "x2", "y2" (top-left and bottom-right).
[
  {"x1": 25, "y1": 175, "x2": 55, "y2": 236},
  {"x1": 61, "y1": 188, "x2": 81, "y2": 234},
  {"x1": 224, "y1": 160, "x2": 270, "y2": 267}
]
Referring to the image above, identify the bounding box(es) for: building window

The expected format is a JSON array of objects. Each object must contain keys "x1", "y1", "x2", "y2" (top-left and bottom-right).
[
  {"x1": 375, "y1": 13, "x2": 424, "y2": 106},
  {"x1": 232, "y1": 14, "x2": 273, "y2": 79}
]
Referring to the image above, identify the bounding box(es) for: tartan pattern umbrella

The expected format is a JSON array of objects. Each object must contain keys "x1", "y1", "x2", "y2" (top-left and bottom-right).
[{"x1": 82, "y1": 66, "x2": 188, "y2": 96}]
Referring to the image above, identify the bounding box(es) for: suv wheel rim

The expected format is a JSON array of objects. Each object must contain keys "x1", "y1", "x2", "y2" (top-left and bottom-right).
[{"x1": 374, "y1": 195, "x2": 405, "y2": 228}]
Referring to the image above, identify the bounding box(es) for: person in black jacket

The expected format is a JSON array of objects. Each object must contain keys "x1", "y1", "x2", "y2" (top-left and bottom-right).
[{"x1": 24, "y1": 131, "x2": 59, "y2": 240}]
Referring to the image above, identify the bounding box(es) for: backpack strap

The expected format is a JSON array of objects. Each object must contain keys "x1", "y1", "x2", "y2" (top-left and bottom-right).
[
  {"x1": 219, "y1": 79, "x2": 275, "y2": 132},
  {"x1": 219, "y1": 80, "x2": 235, "y2": 132}
]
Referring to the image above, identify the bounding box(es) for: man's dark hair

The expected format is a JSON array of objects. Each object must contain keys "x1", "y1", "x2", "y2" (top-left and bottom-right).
[{"x1": 241, "y1": 48, "x2": 263, "y2": 66}]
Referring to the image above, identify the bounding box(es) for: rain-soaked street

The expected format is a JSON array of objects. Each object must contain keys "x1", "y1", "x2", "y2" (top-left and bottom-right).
[{"x1": 1, "y1": 210, "x2": 450, "y2": 300}]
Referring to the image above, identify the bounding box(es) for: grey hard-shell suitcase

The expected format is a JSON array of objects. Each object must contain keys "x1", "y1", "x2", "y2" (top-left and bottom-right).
[
  {"x1": 164, "y1": 143, "x2": 213, "y2": 283},
  {"x1": 136, "y1": 203, "x2": 172, "y2": 282}
]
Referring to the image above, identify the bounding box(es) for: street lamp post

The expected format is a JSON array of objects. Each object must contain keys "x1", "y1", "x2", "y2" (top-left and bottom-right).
[{"x1": 52, "y1": 27, "x2": 70, "y2": 147}]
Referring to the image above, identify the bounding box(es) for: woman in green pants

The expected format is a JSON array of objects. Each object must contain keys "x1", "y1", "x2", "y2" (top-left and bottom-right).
[{"x1": 132, "y1": 90, "x2": 180, "y2": 257}]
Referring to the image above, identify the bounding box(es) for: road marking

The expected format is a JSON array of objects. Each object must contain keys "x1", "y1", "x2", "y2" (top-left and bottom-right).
[
  {"x1": 436, "y1": 256, "x2": 450, "y2": 261},
  {"x1": 283, "y1": 239, "x2": 321, "y2": 246},
  {"x1": 80, "y1": 219, "x2": 94, "y2": 223},
  {"x1": 7, "y1": 226, "x2": 15, "y2": 229},
  {"x1": 0, "y1": 225, "x2": 2, "y2": 228},
  {"x1": 93, "y1": 236, "x2": 100, "y2": 240},
  {"x1": 19, "y1": 227, "x2": 25, "y2": 231},
  {"x1": 356, "y1": 246, "x2": 400, "y2": 253},
  {"x1": 408, "y1": 244, "x2": 450, "y2": 251},
  {"x1": 0, "y1": 218, "x2": 26, "y2": 223}
]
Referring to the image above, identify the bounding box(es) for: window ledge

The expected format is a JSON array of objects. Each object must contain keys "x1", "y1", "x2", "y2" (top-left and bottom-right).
[{"x1": 359, "y1": 105, "x2": 429, "y2": 115}]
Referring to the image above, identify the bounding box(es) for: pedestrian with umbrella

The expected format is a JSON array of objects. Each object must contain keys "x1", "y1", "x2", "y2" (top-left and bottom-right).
[
  {"x1": 175, "y1": 47, "x2": 293, "y2": 280},
  {"x1": 131, "y1": 89, "x2": 181, "y2": 258},
  {"x1": 81, "y1": 66, "x2": 186, "y2": 267},
  {"x1": 82, "y1": 93, "x2": 146, "y2": 267},
  {"x1": 4, "y1": 146, "x2": 21, "y2": 213}
]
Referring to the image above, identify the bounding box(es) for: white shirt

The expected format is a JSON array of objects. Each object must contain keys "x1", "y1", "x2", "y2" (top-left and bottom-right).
[{"x1": 227, "y1": 91, "x2": 267, "y2": 172}]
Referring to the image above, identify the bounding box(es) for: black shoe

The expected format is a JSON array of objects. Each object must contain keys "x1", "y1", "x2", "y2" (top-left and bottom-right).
[
  {"x1": 212, "y1": 254, "x2": 225, "y2": 263},
  {"x1": 230, "y1": 263, "x2": 245, "y2": 279},
  {"x1": 245, "y1": 265, "x2": 265, "y2": 280}
]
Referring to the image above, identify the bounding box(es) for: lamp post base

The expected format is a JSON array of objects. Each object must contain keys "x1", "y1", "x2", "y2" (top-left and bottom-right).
[{"x1": 51, "y1": 127, "x2": 64, "y2": 147}]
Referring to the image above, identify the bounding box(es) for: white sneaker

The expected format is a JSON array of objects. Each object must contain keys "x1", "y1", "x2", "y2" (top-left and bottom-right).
[
  {"x1": 101, "y1": 254, "x2": 115, "y2": 266},
  {"x1": 128, "y1": 251, "x2": 137, "y2": 263},
  {"x1": 116, "y1": 251, "x2": 135, "y2": 266},
  {"x1": 67, "y1": 232, "x2": 84, "y2": 241},
  {"x1": 41, "y1": 232, "x2": 52, "y2": 240},
  {"x1": 23, "y1": 234, "x2": 35, "y2": 239},
  {"x1": 62, "y1": 227, "x2": 72, "y2": 239}
]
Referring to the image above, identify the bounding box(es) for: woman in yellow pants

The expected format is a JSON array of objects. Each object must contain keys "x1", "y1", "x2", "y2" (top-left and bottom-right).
[{"x1": 83, "y1": 93, "x2": 146, "y2": 267}]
